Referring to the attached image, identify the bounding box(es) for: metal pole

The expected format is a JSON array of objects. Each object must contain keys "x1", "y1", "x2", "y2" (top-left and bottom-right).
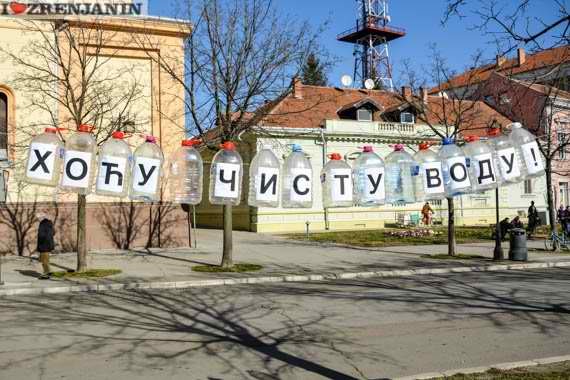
[
  {"x1": 494, "y1": 187, "x2": 504, "y2": 260},
  {"x1": 186, "y1": 204, "x2": 192, "y2": 248},
  {"x1": 192, "y1": 205, "x2": 197, "y2": 248},
  {"x1": 305, "y1": 221, "x2": 310, "y2": 239},
  {"x1": 0, "y1": 254, "x2": 4, "y2": 286}
]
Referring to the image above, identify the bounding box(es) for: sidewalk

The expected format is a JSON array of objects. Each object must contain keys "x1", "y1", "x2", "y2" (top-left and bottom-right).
[{"x1": 1, "y1": 229, "x2": 569, "y2": 296}]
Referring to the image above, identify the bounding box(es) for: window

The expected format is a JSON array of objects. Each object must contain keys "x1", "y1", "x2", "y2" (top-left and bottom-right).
[
  {"x1": 524, "y1": 179, "x2": 533, "y2": 194},
  {"x1": 558, "y1": 132, "x2": 568, "y2": 160},
  {"x1": 400, "y1": 112, "x2": 414, "y2": 124},
  {"x1": 357, "y1": 108, "x2": 372, "y2": 122},
  {"x1": 0, "y1": 92, "x2": 7, "y2": 159}
]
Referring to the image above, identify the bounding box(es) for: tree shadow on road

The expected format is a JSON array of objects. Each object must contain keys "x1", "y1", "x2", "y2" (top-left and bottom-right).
[{"x1": 0, "y1": 287, "x2": 384, "y2": 379}]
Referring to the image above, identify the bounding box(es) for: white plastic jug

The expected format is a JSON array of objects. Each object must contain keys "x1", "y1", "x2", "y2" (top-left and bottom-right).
[
  {"x1": 209, "y1": 141, "x2": 243, "y2": 206},
  {"x1": 509, "y1": 122, "x2": 545, "y2": 179},
  {"x1": 413, "y1": 142, "x2": 446, "y2": 201},
  {"x1": 25, "y1": 127, "x2": 64, "y2": 187},
  {"x1": 353, "y1": 146, "x2": 385, "y2": 207},
  {"x1": 487, "y1": 127, "x2": 523, "y2": 184},
  {"x1": 169, "y1": 138, "x2": 203, "y2": 205},
  {"x1": 96, "y1": 131, "x2": 132, "y2": 198},
  {"x1": 60, "y1": 124, "x2": 97, "y2": 195},
  {"x1": 438, "y1": 137, "x2": 472, "y2": 197},
  {"x1": 462, "y1": 135, "x2": 499, "y2": 193},
  {"x1": 248, "y1": 145, "x2": 280, "y2": 208},
  {"x1": 321, "y1": 153, "x2": 353, "y2": 208},
  {"x1": 130, "y1": 135, "x2": 164, "y2": 202},
  {"x1": 282, "y1": 144, "x2": 313, "y2": 208},
  {"x1": 385, "y1": 144, "x2": 417, "y2": 204}
]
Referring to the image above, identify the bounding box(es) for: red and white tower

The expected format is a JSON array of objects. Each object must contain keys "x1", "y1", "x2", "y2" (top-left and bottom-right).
[{"x1": 337, "y1": 0, "x2": 405, "y2": 90}]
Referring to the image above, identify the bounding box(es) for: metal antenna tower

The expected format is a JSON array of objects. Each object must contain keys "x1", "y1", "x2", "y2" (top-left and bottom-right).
[{"x1": 337, "y1": 0, "x2": 405, "y2": 90}]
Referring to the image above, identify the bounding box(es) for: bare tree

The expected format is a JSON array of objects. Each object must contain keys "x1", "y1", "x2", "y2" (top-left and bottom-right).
[
  {"x1": 1, "y1": 19, "x2": 146, "y2": 271},
  {"x1": 136, "y1": 0, "x2": 324, "y2": 268},
  {"x1": 443, "y1": 0, "x2": 569, "y2": 54},
  {"x1": 398, "y1": 48, "x2": 504, "y2": 256}
]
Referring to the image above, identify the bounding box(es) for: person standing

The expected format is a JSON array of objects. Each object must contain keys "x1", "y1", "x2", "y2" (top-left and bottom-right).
[
  {"x1": 565, "y1": 206, "x2": 570, "y2": 237},
  {"x1": 36, "y1": 214, "x2": 55, "y2": 280},
  {"x1": 421, "y1": 202, "x2": 434, "y2": 226},
  {"x1": 558, "y1": 205, "x2": 566, "y2": 233},
  {"x1": 527, "y1": 201, "x2": 539, "y2": 239}
]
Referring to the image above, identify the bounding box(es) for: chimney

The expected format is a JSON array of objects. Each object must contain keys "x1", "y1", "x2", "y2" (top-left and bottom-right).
[
  {"x1": 401, "y1": 86, "x2": 412, "y2": 101},
  {"x1": 496, "y1": 54, "x2": 507, "y2": 67},
  {"x1": 517, "y1": 47, "x2": 526, "y2": 66},
  {"x1": 420, "y1": 87, "x2": 428, "y2": 104},
  {"x1": 292, "y1": 76, "x2": 303, "y2": 99}
]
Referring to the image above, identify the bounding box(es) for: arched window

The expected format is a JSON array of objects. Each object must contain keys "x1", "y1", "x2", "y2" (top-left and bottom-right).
[{"x1": 0, "y1": 92, "x2": 7, "y2": 157}]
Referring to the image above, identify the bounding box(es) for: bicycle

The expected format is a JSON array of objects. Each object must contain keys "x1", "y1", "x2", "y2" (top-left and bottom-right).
[{"x1": 544, "y1": 231, "x2": 570, "y2": 250}]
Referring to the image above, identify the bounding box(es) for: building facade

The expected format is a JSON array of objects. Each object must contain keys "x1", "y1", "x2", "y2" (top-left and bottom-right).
[{"x1": 196, "y1": 81, "x2": 548, "y2": 233}]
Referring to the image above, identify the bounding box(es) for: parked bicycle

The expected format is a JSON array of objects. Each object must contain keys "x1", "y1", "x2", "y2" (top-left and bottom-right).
[{"x1": 544, "y1": 231, "x2": 570, "y2": 250}]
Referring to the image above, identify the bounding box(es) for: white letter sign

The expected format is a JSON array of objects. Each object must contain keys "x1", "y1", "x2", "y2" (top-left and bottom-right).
[
  {"x1": 61, "y1": 150, "x2": 93, "y2": 188},
  {"x1": 422, "y1": 162, "x2": 445, "y2": 195},
  {"x1": 132, "y1": 157, "x2": 161, "y2": 195},
  {"x1": 521, "y1": 141, "x2": 544, "y2": 175},
  {"x1": 496, "y1": 147, "x2": 521, "y2": 181},
  {"x1": 289, "y1": 168, "x2": 312, "y2": 202},
  {"x1": 214, "y1": 163, "x2": 241, "y2": 198},
  {"x1": 363, "y1": 167, "x2": 385, "y2": 202},
  {"x1": 97, "y1": 156, "x2": 128, "y2": 194},
  {"x1": 26, "y1": 143, "x2": 57, "y2": 181},
  {"x1": 255, "y1": 167, "x2": 279, "y2": 202},
  {"x1": 330, "y1": 168, "x2": 353, "y2": 202}
]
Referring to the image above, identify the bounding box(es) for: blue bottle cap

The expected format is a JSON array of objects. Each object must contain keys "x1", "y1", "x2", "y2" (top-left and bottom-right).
[
  {"x1": 291, "y1": 144, "x2": 303, "y2": 152},
  {"x1": 442, "y1": 137, "x2": 454, "y2": 145}
]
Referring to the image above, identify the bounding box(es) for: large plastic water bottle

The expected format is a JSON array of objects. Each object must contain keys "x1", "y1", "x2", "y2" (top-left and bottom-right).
[
  {"x1": 385, "y1": 144, "x2": 417, "y2": 204},
  {"x1": 462, "y1": 135, "x2": 499, "y2": 193},
  {"x1": 321, "y1": 153, "x2": 353, "y2": 208},
  {"x1": 353, "y1": 146, "x2": 385, "y2": 207},
  {"x1": 439, "y1": 137, "x2": 472, "y2": 197},
  {"x1": 413, "y1": 142, "x2": 446, "y2": 201},
  {"x1": 487, "y1": 128, "x2": 523, "y2": 184},
  {"x1": 282, "y1": 144, "x2": 313, "y2": 208},
  {"x1": 248, "y1": 145, "x2": 280, "y2": 208},
  {"x1": 209, "y1": 141, "x2": 243, "y2": 206},
  {"x1": 509, "y1": 122, "x2": 545, "y2": 179},
  {"x1": 169, "y1": 138, "x2": 203, "y2": 205},
  {"x1": 60, "y1": 124, "x2": 97, "y2": 195},
  {"x1": 131, "y1": 135, "x2": 164, "y2": 202},
  {"x1": 25, "y1": 128, "x2": 64, "y2": 187},
  {"x1": 95, "y1": 131, "x2": 132, "y2": 198}
]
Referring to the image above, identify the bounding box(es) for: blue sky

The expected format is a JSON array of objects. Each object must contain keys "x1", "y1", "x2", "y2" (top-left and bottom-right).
[{"x1": 149, "y1": 0, "x2": 559, "y2": 87}]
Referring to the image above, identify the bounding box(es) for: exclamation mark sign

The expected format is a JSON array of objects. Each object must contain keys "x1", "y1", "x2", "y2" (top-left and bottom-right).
[{"x1": 531, "y1": 148, "x2": 538, "y2": 167}]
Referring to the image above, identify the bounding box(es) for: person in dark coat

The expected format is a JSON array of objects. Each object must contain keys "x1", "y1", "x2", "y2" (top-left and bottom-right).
[{"x1": 36, "y1": 214, "x2": 55, "y2": 279}]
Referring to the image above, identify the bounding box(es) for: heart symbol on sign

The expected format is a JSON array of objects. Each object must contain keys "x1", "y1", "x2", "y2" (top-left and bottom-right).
[{"x1": 9, "y1": 2, "x2": 28, "y2": 15}]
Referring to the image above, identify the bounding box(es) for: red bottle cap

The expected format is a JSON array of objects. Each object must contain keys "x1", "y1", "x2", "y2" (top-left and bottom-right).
[
  {"x1": 329, "y1": 153, "x2": 342, "y2": 160},
  {"x1": 465, "y1": 135, "x2": 479, "y2": 143},
  {"x1": 220, "y1": 141, "x2": 236, "y2": 150},
  {"x1": 419, "y1": 142, "x2": 430, "y2": 150},
  {"x1": 182, "y1": 138, "x2": 200, "y2": 147},
  {"x1": 394, "y1": 144, "x2": 404, "y2": 151},
  {"x1": 487, "y1": 128, "x2": 501, "y2": 137},
  {"x1": 78, "y1": 124, "x2": 93, "y2": 133},
  {"x1": 145, "y1": 135, "x2": 157, "y2": 144},
  {"x1": 45, "y1": 128, "x2": 58, "y2": 134},
  {"x1": 362, "y1": 146, "x2": 374, "y2": 153},
  {"x1": 112, "y1": 131, "x2": 125, "y2": 139}
]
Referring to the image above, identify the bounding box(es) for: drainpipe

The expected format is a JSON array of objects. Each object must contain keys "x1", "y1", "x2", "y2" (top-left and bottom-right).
[{"x1": 318, "y1": 128, "x2": 330, "y2": 230}]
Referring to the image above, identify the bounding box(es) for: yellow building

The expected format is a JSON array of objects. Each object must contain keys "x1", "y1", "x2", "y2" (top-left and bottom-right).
[{"x1": 0, "y1": 13, "x2": 192, "y2": 252}]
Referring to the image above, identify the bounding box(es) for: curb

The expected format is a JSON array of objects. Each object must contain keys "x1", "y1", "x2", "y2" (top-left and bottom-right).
[
  {"x1": 393, "y1": 354, "x2": 570, "y2": 379},
  {"x1": 1, "y1": 260, "x2": 570, "y2": 297}
]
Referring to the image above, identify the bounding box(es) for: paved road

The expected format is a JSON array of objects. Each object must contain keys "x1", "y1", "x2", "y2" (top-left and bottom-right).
[{"x1": 0, "y1": 269, "x2": 569, "y2": 380}]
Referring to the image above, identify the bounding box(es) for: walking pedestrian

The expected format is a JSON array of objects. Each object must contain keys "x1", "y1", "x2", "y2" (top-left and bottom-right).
[
  {"x1": 36, "y1": 213, "x2": 55, "y2": 280},
  {"x1": 527, "y1": 201, "x2": 539, "y2": 239},
  {"x1": 421, "y1": 202, "x2": 434, "y2": 226}
]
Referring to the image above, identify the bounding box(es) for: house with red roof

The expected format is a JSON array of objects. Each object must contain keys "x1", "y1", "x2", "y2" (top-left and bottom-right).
[{"x1": 196, "y1": 79, "x2": 549, "y2": 233}]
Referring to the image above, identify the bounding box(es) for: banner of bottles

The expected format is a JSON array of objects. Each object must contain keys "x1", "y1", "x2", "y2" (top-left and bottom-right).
[{"x1": 24, "y1": 123, "x2": 545, "y2": 208}]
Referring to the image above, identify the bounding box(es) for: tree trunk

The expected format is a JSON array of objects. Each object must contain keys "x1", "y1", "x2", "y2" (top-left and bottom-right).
[
  {"x1": 76, "y1": 193, "x2": 87, "y2": 272},
  {"x1": 221, "y1": 204, "x2": 233, "y2": 268},
  {"x1": 545, "y1": 164, "x2": 560, "y2": 251},
  {"x1": 447, "y1": 197, "x2": 456, "y2": 256}
]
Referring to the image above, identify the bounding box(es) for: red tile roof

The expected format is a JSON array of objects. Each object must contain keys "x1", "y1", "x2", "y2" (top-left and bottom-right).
[{"x1": 429, "y1": 45, "x2": 570, "y2": 94}]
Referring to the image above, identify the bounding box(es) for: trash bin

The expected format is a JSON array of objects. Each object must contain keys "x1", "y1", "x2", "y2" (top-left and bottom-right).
[{"x1": 509, "y1": 228, "x2": 528, "y2": 261}]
